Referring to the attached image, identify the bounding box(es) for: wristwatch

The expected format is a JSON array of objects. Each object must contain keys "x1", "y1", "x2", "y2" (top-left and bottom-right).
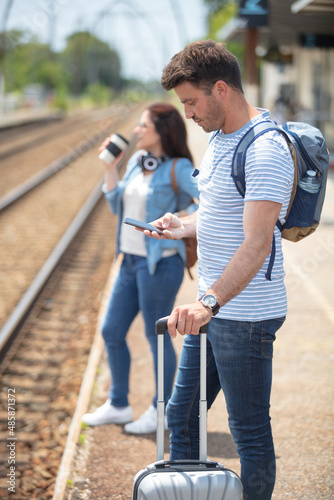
[{"x1": 199, "y1": 294, "x2": 220, "y2": 316}]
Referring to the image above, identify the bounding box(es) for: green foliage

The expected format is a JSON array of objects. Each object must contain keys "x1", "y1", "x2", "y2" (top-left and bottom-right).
[
  {"x1": 78, "y1": 433, "x2": 85, "y2": 445},
  {"x1": 120, "y1": 88, "x2": 150, "y2": 103},
  {"x1": 225, "y1": 42, "x2": 244, "y2": 73},
  {"x1": 1, "y1": 28, "x2": 124, "y2": 101},
  {"x1": 52, "y1": 84, "x2": 69, "y2": 111},
  {"x1": 61, "y1": 31, "x2": 122, "y2": 96},
  {"x1": 208, "y1": 1, "x2": 238, "y2": 39},
  {"x1": 4, "y1": 39, "x2": 60, "y2": 91},
  {"x1": 84, "y1": 83, "x2": 113, "y2": 106},
  {"x1": 0, "y1": 29, "x2": 30, "y2": 58}
]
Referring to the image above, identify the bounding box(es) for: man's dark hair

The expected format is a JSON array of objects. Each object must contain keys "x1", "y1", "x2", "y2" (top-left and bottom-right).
[{"x1": 161, "y1": 39, "x2": 243, "y2": 95}]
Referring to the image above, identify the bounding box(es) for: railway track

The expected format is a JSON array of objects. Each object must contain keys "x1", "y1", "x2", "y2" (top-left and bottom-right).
[
  {"x1": 0, "y1": 104, "x2": 134, "y2": 209},
  {"x1": 0, "y1": 196, "x2": 116, "y2": 499},
  {"x1": 0, "y1": 103, "x2": 146, "y2": 498},
  {"x1": 0, "y1": 112, "x2": 65, "y2": 161}
]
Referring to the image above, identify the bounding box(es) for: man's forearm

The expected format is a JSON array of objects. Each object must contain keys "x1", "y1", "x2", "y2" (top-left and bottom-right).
[{"x1": 177, "y1": 211, "x2": 197, "y2": 238}]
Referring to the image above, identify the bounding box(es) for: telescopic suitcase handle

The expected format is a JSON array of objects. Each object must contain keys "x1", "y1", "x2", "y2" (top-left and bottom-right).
[
  {"x1": 155, "y1": 316, "x2": 209, "y2": 335},
  {"x1": 155, "y1": 317, "x2": 209, "y2": 462}
]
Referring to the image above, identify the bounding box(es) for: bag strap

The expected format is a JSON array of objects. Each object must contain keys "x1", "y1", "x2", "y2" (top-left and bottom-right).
[
  {"x1": 232, "y1": 121, "x2": 282, "y2": 196},
  {"x1": 171, "y1": 157, "x2": 199, "y2": 209},
  {"x1": 232, "y1": 120, "x2": 298, "y2": 211},
  {"x1": 232, "y1": 120, "x2": 297, "y2": 280},
  {"x1": 170, "y1": 158, "x2": 179, "y2": 199},
  {"x1": 170, "y1": 158, "x2": 195, "y2": 280}
]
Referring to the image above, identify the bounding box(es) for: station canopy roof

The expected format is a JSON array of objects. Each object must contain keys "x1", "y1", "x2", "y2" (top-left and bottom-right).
[
  {"x1": 218, "y1": 0, "x2": 334, "y2": 48},
  {"x1": 291, "y1": 0, "x2": 334, "y2": 13}
]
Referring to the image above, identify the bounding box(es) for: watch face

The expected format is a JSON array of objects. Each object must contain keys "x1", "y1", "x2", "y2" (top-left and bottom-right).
[{"x1": 202, "y1": 294, "x2": 217, "y2": 307}]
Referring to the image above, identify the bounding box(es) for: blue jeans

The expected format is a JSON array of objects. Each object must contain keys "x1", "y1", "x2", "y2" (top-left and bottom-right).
[
  {"x1": 167, "y1": 316, "x2": 285, "y2": 500},
  {"x1": 101, "y1": 253, "x2": 184, "y2": 409}
]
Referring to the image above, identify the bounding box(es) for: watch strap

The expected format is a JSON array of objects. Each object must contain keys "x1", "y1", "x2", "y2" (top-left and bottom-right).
[{"x1": 199, "y1": 294, "x2": 220, "y2": 316}]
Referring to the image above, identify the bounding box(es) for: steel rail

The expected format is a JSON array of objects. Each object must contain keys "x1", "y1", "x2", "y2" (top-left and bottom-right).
[
  {"x1": 0, "y1": 127, "x2": 112, "y2": 211},
  {"x1": 0, "y1": 178, "x2": 104, "y2": 352},
  {"x1": 0, "y1": 126, "x2": 137, "y2": 211}
]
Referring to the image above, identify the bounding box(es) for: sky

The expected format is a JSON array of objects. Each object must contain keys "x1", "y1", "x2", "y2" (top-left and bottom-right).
[{"x1": 2, "y1": 0, "x2": 209, "y2": 82}]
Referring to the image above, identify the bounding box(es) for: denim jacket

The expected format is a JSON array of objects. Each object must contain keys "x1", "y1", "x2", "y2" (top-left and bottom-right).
[{"x1": 103, "y1": 151, "x2": 200, "y2": 274}]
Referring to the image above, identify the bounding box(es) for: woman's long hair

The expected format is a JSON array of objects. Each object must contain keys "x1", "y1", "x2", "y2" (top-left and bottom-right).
[{"x1": 147, "y1": 103, "x2": 193, "y2": 163}]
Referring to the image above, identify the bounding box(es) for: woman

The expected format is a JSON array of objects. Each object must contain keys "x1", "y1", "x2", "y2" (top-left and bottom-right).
[{"x1": 82, "y1": 103, "x2": 199, "y2": 434}]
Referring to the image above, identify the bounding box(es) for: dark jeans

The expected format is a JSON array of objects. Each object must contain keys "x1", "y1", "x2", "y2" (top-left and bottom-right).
[{"x1": 167, "y1": 316, "x2": 285, "y2": 500}]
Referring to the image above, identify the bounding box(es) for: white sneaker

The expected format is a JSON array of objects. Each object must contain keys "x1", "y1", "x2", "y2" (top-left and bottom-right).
[
  {"x1": 82, "y1": 399, "x2": 133, "y2": 426},
  {"x1": 124, "y1": 405, "x2": 168, "y2": 435}
]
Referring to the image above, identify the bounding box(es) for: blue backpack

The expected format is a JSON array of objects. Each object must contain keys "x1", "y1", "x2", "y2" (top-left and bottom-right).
[{"x1": 231, "y1": 120, "x2": 329, "y2": 280}]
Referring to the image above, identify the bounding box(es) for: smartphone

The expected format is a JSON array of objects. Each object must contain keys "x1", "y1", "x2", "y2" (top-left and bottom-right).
[{"x1": 123, "y1": 217, "x2": 164, "y2": 235}]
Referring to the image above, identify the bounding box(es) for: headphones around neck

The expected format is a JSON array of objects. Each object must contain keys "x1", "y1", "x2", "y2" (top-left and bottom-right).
[{"x1": 139, "y1": 152, "x2": 170, "y2": 171}]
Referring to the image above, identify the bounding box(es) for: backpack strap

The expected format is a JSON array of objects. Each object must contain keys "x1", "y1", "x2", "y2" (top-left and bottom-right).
[
  {"x1": 232, "y1": 120, "x2": 294, "y2": 281},
  {"x1": 232, "y1": 121, "x2": 281, "y2": 197},
  {"x1": 232, "y1": 120, "x2": 297, "y2": 201}
]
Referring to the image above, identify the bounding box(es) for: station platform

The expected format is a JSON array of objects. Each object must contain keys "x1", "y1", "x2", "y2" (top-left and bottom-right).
[
  {"x1": 54, "y1": 120, "x2": 334, "y2": 500},
  {"x1": 0, "y1": 108, "x2": 64, "y2": 130}
]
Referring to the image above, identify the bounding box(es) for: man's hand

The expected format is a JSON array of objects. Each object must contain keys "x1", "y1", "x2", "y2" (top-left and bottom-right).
[
  {"x1": 167, "y1": 301, "x2": 212, "y2": 338},
  {"x1": 143, "y1": 212, "x2": 186, "y2": 240}
]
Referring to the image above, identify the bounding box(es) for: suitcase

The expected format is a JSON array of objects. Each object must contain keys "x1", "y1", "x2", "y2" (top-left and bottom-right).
[{"x1": 132, "y1": 317, "x2": 243, "y2": 500}]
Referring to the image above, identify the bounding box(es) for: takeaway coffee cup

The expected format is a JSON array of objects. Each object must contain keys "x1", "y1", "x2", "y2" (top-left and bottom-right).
[{"x1": 99, "y1": 133, "x2": 129, "y2": 164}]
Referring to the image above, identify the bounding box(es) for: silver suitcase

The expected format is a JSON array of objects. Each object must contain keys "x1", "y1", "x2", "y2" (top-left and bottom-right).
[{"x1": 132, "y1": 317, "x2": 243, "y2": 500}]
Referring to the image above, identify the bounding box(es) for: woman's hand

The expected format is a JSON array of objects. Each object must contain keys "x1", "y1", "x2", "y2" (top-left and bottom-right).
[
  {"x1": 99, "y1": 137, "x2": 126, "y2": 191},
  {"x1": 98, "y1": 137, "x2": 112, "y2": 154},
  {"x1": 99, "y1": 137, "x2": 125, "y2": 169}
]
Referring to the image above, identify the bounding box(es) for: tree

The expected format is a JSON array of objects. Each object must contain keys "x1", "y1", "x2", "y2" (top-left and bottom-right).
[
  {"x1": 3, "y1": 30, "x2": 66, "y2": 92},
  {"x1": 61, "y1": 31, "x2": 122, "y2": 96},
  {"x1": 204, "y1": 1, "x2": 244, "y2": 72},
  {"x1": 2, "y1": 29, "x2": 124, "y2": 101}
]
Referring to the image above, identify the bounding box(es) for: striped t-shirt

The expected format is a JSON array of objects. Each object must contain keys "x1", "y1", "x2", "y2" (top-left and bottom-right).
[{"x1": 197, "y1": 109, "x2": 294, "y2": 321}]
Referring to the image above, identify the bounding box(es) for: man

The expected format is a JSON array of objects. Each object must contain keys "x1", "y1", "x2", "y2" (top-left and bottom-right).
[{"x1": 146, "y1": 40, "x2": 294, "y2": 500}]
